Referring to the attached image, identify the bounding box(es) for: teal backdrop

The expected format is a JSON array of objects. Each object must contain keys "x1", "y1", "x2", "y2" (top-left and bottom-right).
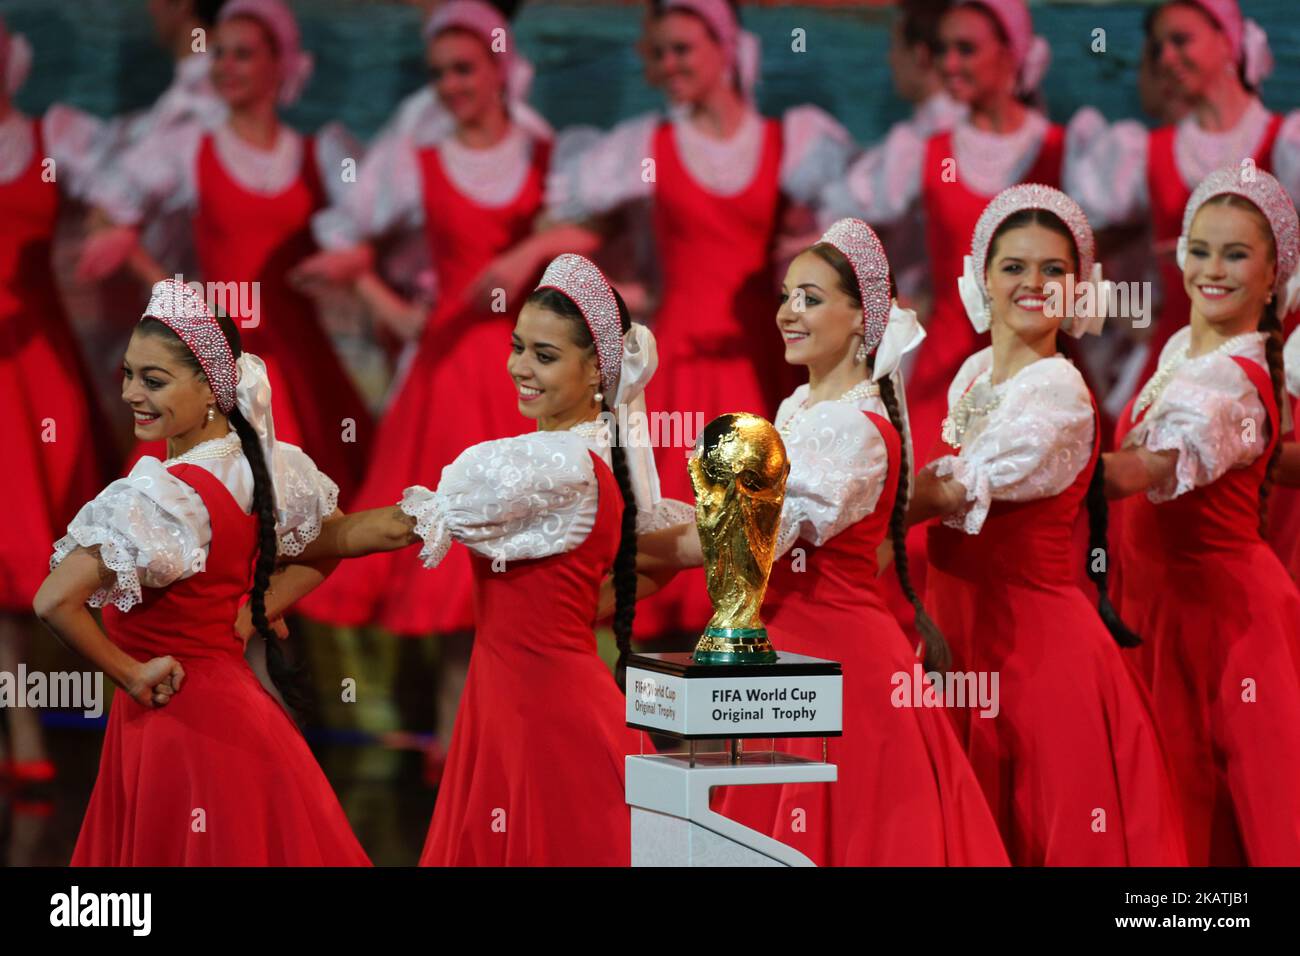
[{"x1": 4, "y1": 0, "x2": 1299, "y2": 144}]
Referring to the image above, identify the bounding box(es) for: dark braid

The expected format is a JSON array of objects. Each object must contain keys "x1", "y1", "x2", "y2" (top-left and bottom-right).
[
  {"x1": 525, "y1": 284, "x2": 639, "y2": 692},
  {"x1": 137, "y1": 315, "x2": 310, "y2": 719},
  {"x1": 1259, "y1": 299, "x2": 1286, "y2": 536},
  {"x1": 227, "y1": 405, "x2": 311, "y2": 718},
  {"x1": 878, "y1": 375, "x2": 951, "y2": 672},
  {"x1": 607, "y1": 441, "x2": 639, "y2": 692},
  {"x1": 809, "y1": 241, "x2": 950, "y2": 671},
  {"x1": 1084, "y1": 456, "x2": 1141, "y2": 647}
]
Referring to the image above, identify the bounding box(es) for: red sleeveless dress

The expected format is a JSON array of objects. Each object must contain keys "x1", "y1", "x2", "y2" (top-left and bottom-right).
[
  {"x1": 128, "y1": 133, "x2": 373, "y2": 500},
  {"x1": 885, "y1": 124, "x2": 1066, "y2": 643},
  {"x1": 1114, "y1": 355, "x2": 1300, "y2": 865},
  {"x1": 71, "y1": 464, "x2": 370, "y2": 865},
  {"x1": 298, "y1": 138, "x2": 549, "y2": 635},
  {"x1": 420, "y1": 451, "x2": 637, "y2": 866},
  {"x1": 1, "y1": 119, "x2": 110, "y2": 609},
  {"x1": 713, "y1": 411, "x2": 1009, "y2": 865},
  {"x1": 926, "y1": 389, "x2": 1187, "y2": 865},
  {"x1": 637, "y1": 117, "x2": 795, "y2": 638}
]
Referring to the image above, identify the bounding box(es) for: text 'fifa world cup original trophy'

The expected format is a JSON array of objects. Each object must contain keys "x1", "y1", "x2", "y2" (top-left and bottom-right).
[{"x1": 689, "y1": 412, "x2": 790, "y2": 665}]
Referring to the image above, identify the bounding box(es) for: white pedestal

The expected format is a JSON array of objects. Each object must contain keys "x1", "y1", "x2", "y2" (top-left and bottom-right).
[{"x1": 626, "y1": 751, "x2": 837, "y2": 867}]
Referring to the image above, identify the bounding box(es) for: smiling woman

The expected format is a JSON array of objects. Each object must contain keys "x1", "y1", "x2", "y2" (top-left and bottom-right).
[
  {"x1": 278, "y1": 253, "x2": 692, "y2": 866},
  {"x1": 1104, "y1": 166, "x2": 1300, "y2": 865},
  {"x1": 33, "y1": 279, "x2": 369, "y2": 866},
  {"x1": 909, "y1": 184, "x2": 1187, "y2": 866}
]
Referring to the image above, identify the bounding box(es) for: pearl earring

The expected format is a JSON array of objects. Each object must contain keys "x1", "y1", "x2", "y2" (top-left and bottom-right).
[
  {"x1": 594, "y1": 391, "x2": 604, "y2": 405},
  {"x1": 206, "y1": 406, "x2": 215, "y2": 424},
  {"x1": 855, "y1": 340, "x2": 868, "y2": 363}
]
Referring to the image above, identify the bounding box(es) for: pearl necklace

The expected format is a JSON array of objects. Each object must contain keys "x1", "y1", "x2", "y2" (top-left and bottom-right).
[
  {"x1": 779, "y1": 380, "x2": 879, "y2": 438},
  {"x1": 941, "y1": 371, "x2": 1000, "y2": 449},
  {"x1": 1131, "y1": 334, "x2": 1251, "y2": 421},
  {"x1": 166, "y1": 431, "x2": 242, "y2": 465}
]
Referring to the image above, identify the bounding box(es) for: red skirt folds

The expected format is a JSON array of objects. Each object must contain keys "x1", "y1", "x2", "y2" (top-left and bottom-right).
[
  {"x1": 419, "y1": 454, "x2": 636, "y2": 866},
  {"x1": 72, "y1": 659, "x2": 371, "y2": 866},
  {"x1": 711, "y1": 411, "x2": 1009, "y2": 866},
  {"x1": 927, "y1": 506, "x2": 1188, "y2": 866}
]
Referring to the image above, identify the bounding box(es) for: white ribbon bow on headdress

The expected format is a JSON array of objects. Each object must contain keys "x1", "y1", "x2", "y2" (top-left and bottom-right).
[
  {"x1": 1242, "y1": 18, "x2": 1274, "y2": 89},
  {"x1": 611, "y1": 322, "x2": 668, "y2": 520},
  {"x1": 872, "y1": 301, "x2": 926, "y2": 382},
  {"x1": 232, "y1": 353, "x2": 287, "y2": 522},
  {"x1": 958, "y1": 255, "x2": 991, "y2": 333}
]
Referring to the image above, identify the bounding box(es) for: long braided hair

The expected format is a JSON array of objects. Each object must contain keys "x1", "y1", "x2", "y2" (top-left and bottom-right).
[
  {"x1": 1200, "y1": 193, "x2": 1288, "y2": 537},
  {"x1": 138, "y1": 316, "x2": 310, "y2": 715},
  {"x1": 986, "y1": 210, "x2": 1139, "y2": 646},
  {"x1": 524, "y1": 287, "x2": 639, "y2": 692},
  {"x1": 809, "y1": 242, "x2": 952, "y2": 672}
]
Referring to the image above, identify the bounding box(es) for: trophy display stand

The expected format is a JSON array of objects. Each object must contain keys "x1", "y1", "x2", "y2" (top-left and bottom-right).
[{"x1": 624, "y1": 651, "x2": 842, "y2": 867}]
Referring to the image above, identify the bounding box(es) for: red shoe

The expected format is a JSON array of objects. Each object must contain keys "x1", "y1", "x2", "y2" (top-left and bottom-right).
[{"x1": 10, "y1": 759, "x2": 56, "y2": 784}]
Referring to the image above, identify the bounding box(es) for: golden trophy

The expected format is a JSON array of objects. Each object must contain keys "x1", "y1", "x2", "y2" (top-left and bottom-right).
[{"x1": 689, "y1": 412, "x2": 790, "y2": 665}]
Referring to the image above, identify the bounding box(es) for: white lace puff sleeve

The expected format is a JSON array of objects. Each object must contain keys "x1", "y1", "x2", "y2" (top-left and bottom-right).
[
  {"x1": 779, "y1": 105, "x2": 852, "y2": 207},
  {"x1": 314, "y1": 121, "x2": 365, "y2": 209},
  {"x1": 932, "y1": 352, "x2": 1095, "y2": 534},
  {"x1": 1124, "y1": 329, "x2": 1269, "y2": 502},
  {"x1": 89, "y1": 120, "x2": 204, "y2": 226},
  {"x1": 43, "y1": 105, "x2": 110, "y2": 203},
  {"x1": 48, "y1": 460, "x2": 209, "y2": 612},
  {"x1": 398, "y1": 432, "x2": 599, "y2": 568},
  {"x1": 1063, "y1": 108, "x2": 1149, "y2": 229},
  {"x1": 312, "y1": 131, "x2": 424, "y2": 250},
  {"x1": 818, "y1": 119, "x2": 924, "y2": 228},
  {"x1": 1269, "y1": 110, "x2": 1300, "y2": 207},
  {"x1": 1285, "y1": 325, "x2": 1300, "y2": 399},
  {"x1": 775, "y1": 401, "x2": 890, "y2": 557},
  {"x1": 270, "y1": 443, "x2": 341, "y2": 557},
  {"x1": 545, "y1": 113, "x2": 657, "y2": 222}
]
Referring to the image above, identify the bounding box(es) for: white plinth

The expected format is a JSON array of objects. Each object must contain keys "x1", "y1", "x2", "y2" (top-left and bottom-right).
[{"x1": 626, "y1": 751, "x2": 837, "y2": 867}]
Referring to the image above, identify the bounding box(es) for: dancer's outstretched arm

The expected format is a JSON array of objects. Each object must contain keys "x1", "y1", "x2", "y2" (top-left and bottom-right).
[
  {"x1": 287, "y1": 506, "x2": 418, "y2": 563},
  {"x1": 1100, "y1": 448, "x2": 1177, "y2": 499},
  {"x1": 597, "y1": 523, "x2": 704, "y2": 618}
]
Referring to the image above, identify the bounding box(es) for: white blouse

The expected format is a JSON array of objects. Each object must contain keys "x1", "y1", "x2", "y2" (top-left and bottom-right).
[
  {"x1": 772, "y1": 384, "x2": 892, "y2": 558},
  {"x1": 90, "y1": 118, "x2": 360, "y2": 227},
  {"x1": 49, "y1": 432, "x2": 339, "y2": 613},
  {"x1": 825, "y1": 109, "x2": 1091, "y2": 227},
  {"x1": 1285, "y1": 324, "x2": 1300, "y2": 400},
  {"x1": 1123, "y1": 326, "x2": 1271, "y2": 502},
  {"x1": 0, "y1": 106, "x2": 105, "y2": 200},
  {"x1": 1065, "y1": 98, "x2": 1300, "y2": 229},
  {"x1": 929, "y1": 349, "x2": 1095, "y2": 534},
  {"x1": 311, "y1": 122, "x2": 544, "y2": 251},
  {"x1": 400, "y1": 424, "x2": 694, "y2": 569},
  {"x1": 544, "y1": 105, "x2": 851, "y2": 222}
]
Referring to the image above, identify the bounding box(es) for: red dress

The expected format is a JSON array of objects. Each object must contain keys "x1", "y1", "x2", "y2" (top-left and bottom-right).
[
  {"x1": 713, "y1": 411, "x2": 1009, "y2": 865},
  {"x1": 0, "y1": 118, "x2": 110, "y2": 610},
  {"x1": 926, "y1": 398, "x2": 1187, "y2": 866},
  {"x1": 884, "y1": 125, "x2": 1066, "y2": 642},
  {"x1": 129, "y1": 133, "x2": 373, "y2": 501},
  {"x1": 1114, "y1": 355, "x2": 1300, "y2": 865},
  {"x1": 637, "y1": 118, "x2": 795, "y2": 637},
  {"x1": 72, "y1": 464, "x2": 370, "y2": 866},
  {"x1": 298, "y1": 140, "x2": 549, "y2": 635},
  {"x1": 420, "y1": 452, "x2": 637, "y2": 866}
]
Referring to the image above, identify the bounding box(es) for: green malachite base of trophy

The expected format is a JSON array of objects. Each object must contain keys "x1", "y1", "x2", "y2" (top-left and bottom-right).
[{"x1": 692, "y1": 626, "x2": 778, "y2": 665}]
